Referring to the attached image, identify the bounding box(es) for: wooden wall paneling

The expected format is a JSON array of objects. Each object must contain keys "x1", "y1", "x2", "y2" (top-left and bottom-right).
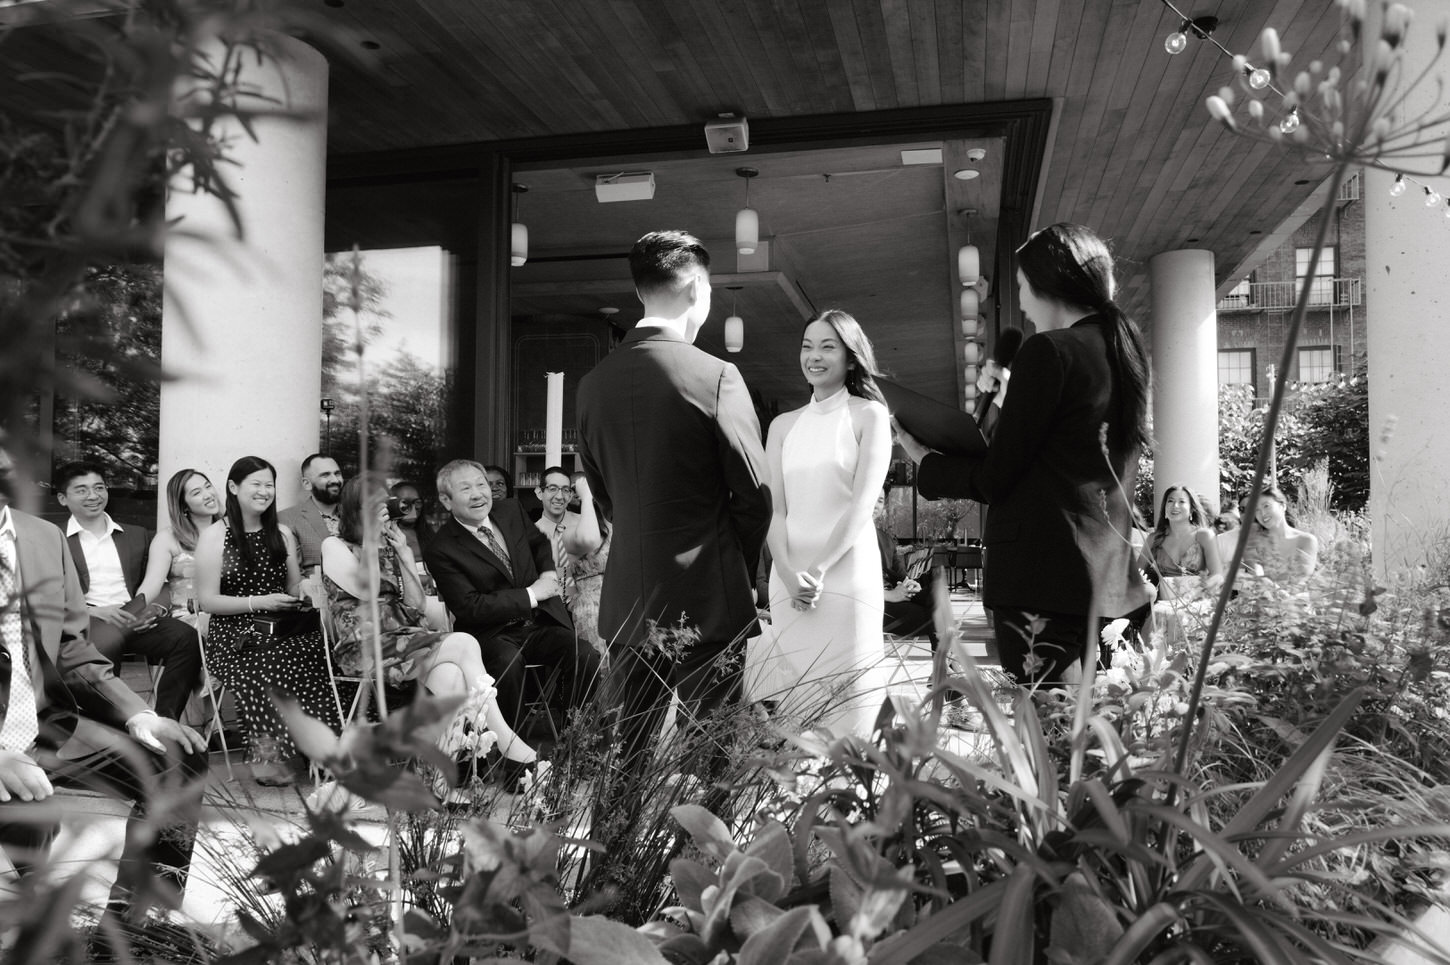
[
  {"x1": 957, "y1": 0, "x2": 988, "y2": 104},
  {"x1": 526, "y1": 1, "x2": 638, "y2": 126},
  {"x1": 874, "y1": 0, "x2": 920, "y2": 107},
  {"x1": 721, "y1": 0, "x2": 805, "y2": 116},
  {"x1": 682, "y1": 0, "x2": 780, "y2": 116},
  {"x1": 1003, "y1": 0, "x2": 1039, "y2": 100},
  {"x1": 822, "y1": 0, "x2": 880, "y2": 111},
  {"x1": 636, "y1": 1, "x2": 731, "y2": 114},
  {"x1": 981, "y1": 0, "x2": 1012, "y2": 102},
  {"x1": 764, "y1": 0, "x2": 842, "y2": 115},
  {"x1": 905, "y1": 0, "x2": 943, "y2": 106},
  {"x1": 790, "y1": 0, "x2": 863, "y2": 114},
  {"x1": 1021, "y1": 0, "x2": 1063, "y2": 98},
  {"x1": 1041, "y1": 0, "x2": 1085, "y2": 95},
  {"x1": 1034, "y1": 0, "x2": 1116, "y2": 220},
  {"x1": 1084, "y1": 2, "x2": 1180, "y2": 231},
  {"x1": 555, "y1": 2, "x2": 678, "y2": 127},
  {"x1": 931, "y1": 0, "x2": 965, "y2": 105}
]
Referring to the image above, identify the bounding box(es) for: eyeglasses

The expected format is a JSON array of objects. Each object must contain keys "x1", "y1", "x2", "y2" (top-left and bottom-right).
[{"x1": 540, "y1": 485, "x2": 574, "y2": 496}]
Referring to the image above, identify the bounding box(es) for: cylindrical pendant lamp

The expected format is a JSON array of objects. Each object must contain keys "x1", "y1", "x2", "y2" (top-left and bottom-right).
[
  {"x1": 724, "y1": 315, "x2": 744, "y2": 352},
  {"x1": 964, "y1": 341, "x2": 981, "y2": 365},
  {"x1": 958, "y1": 245, "x2": 980, "y2": 286},
  {"x1": 735, "y1": 168, "x2": 759, "y2": 256},
  {"x1": 960, "y1": 288, "x2": 979, "y2": 320},
  {"x1": 510, "y1": 222, "x2": 528, "y2": 267}
]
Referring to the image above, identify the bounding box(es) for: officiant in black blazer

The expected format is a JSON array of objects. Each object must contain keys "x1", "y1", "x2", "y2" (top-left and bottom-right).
[{"x1": 423, "y1": 460, "x2": 599, "y2": 729}]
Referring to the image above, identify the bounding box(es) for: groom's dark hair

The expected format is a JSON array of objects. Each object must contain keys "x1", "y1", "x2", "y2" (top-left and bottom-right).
[{"x1": 630, "y1": 230, "x2": 710, "y2": 299}]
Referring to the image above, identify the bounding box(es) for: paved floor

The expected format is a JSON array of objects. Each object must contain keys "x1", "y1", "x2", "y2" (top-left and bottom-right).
[{"x1": 12, "y1": 589, "x2": 1000, "y2": 942}]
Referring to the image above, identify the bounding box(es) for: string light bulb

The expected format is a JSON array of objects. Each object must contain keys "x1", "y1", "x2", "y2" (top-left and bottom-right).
[
  {"x1": 1165, "y1": 27, "x2": 1189, "y2": 54},
  {"x1": 1390, "y1": 174, "x2": 1407, "y2": 197},
  {"x1": 1164, "y1": 15, "x2": 1218, "y2": 56},
  {"x1": 1426, "y1": 186, "x2": 1443, "y2": 206},
  {"x1": 1279, "y1": 109, "x2": 1300, "y2": 134},
  {"x1": 1247, "y1": 65, "x2": 1271, "y2": 89}
]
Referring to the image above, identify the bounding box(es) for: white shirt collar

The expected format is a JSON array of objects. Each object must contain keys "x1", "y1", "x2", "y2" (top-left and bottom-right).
[
  {"x1": 0, "y1": 506, "x2": 13, "y2": 540},
  {"x1": 65, "y1": 513, "x2": 123, "y2": 537}
]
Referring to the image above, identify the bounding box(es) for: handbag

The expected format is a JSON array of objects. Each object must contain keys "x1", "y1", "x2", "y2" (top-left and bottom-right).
[{"x1": 252, "y1": 608, "x2": 321, "y2": 640}]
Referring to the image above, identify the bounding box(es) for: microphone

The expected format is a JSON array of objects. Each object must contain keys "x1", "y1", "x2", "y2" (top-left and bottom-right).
[{"x1": 974, "y1": 328, "x2": 1024, "y2": 424}]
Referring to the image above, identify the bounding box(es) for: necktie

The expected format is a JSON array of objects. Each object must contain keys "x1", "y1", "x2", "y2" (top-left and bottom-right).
[
  {"x1": 0, "y1": 531, "x2": 39, "y2": 753},
  {"x1": 477, "y1": 524, "x2": 513, "y2": 580},
  {"x1": 554, "y1": 521, "x2": 573, "y2": 604}
]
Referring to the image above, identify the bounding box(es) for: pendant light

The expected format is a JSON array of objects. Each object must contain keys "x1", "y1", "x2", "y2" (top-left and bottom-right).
[
  {"x1": 724, "y1": 286, "x2": 744, "y2": 353},
  {"x1": 957, "y1": 207, "x2": 979, "y2": 286},
  {"x1": 735, "y1": 168, "x2": 759, "y2": 255},
  {"x1": 510, "y1": 183, "x2": 529, "y2": 267}
]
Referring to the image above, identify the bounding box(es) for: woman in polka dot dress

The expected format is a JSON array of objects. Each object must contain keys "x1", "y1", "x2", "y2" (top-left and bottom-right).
[{"x1": 195, "y1": 455, "x2": 342, "y2": 785}]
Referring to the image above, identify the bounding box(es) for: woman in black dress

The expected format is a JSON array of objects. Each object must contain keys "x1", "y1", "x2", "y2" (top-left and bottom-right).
[
  {"x1": 897, "y1": 223, "x2": 1154, "y2": 685},
  {"x1": 195, "y1": 455, "x2": 342, "y2": 784}
]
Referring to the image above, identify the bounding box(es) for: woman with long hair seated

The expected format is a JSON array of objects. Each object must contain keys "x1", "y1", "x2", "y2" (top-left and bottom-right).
[
  {"x1": 321, "y1": 476, "x2": 545, "y2": 794},
  {"x1": 1241, "y1": 483, "x2": 1319, "y2": 584},
  {"x1": 561, "y1": 471, "x2": 610, "y2": 657},
  {"x1": 195, "y1": 456, "x2": 343, "y2": 785},
  {"x1": 1141, "y1": 484, "x2": 1224, "y2": 601},
  {"x1": 139, "y1": 468, "x2": 223, "y2": 624}
]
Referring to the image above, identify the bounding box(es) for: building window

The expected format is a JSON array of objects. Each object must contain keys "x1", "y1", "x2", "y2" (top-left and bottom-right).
[
  {"x1": 1218, "y1": 348, "x2": 1255, "y2": 387},
  {"x1": 1295, "y1": 246, "x2": 1336, "y2": 305},
  {"x1": 1298, "y1": 346, "x2": 1335, "y2": 383},
  {"x1": 1222, "y1": 275, "x2": 1253, "y2": 309}
]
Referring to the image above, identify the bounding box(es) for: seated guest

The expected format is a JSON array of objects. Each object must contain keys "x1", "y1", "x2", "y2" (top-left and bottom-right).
[
  {"x1": 196, "y1": 456, "x2": 343, "y2": 786},
  {"x1": 322, "y1": 478, "x2": 544, "y2": 794},
  {"x1": 561, "y1": 471, "x2": 610, "y2": 656},
  {"x1": 389, "y1": 480, "x2": 436, "y2": 559},
  {"x1": 1242, "y1": 483, "x2": 1319, "y2": 584},
  {"x1": 1140, "y1": 484, "x2": 1224, "y2": 600},
  {"x1": 277, "y1": 453, "x2": 344, "y2": 578},
  {"x1": 874, "y1": 487, "x2": 935, "y2": 644},
  {"x1": 1, "y1": 450, "x2": 207, "y2": 945},
  {"x1": 139, "y1": 468, "x2": 223, "y2": 624},
  {"x1": 54, "y1": 461, "x2": 202, "y2": 722},
  {"x1": 483, "y1": 465, "x2": 514, "y2": 502},
  {"x1": 423, "y1": 460, "x2": 599, "y2": 732},
  {"x1": 533, "y1": 466, "x2": 579, "y2": 571}
]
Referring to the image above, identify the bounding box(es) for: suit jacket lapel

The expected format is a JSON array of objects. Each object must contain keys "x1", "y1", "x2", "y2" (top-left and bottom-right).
[
  {"x1": 65, "y1": 531, "x2": 91, "y2": 595},
  {"x1": 446, "y1": 517, "x2": 511, "y2": 582}
]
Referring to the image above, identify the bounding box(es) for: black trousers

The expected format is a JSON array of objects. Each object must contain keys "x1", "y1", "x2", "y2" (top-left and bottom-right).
[
  {"x1": 480, "y1": 621, "x2": 600, "y2": 731},
  {"x1": 991, "y1": 606, "x2": 1149, "y2": 686},
  {"x1": 89, "y1": 615, "x2": 203, "y2": 722},
  {"x1": 601, "y1": 636, "x2": 744, "y2": 770},
  {"x1": 0, "y1": 713, "x2": 208, "y2": 919}
]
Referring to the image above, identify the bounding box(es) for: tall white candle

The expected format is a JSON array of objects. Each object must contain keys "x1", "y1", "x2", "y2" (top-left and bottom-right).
[{"x1": 545, "y1": 371, "x2": 564, "y2": 468}]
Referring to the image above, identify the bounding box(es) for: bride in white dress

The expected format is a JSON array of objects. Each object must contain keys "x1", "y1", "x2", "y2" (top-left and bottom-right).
[{"x1": 759, "y1": 309, "x2": 894, "y2": 736}]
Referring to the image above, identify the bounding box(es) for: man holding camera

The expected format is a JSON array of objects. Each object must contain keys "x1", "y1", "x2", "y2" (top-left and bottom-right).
[{"x1": 55, "y1": 462, "x2": 202, "y2": 722}]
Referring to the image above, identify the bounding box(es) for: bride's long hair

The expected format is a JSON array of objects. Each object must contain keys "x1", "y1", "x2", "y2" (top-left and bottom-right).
[{"x1": 807, "y1": 309, "x2": 886, "y2": 407}]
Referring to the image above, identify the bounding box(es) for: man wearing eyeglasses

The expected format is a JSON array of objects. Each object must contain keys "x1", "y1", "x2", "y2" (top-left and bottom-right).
[{"x1": 533, "y1": 467, "x2": 578, "y2": 573}]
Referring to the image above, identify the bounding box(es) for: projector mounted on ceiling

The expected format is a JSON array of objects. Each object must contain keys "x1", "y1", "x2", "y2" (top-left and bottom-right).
[{"x1": 595, "y1": 172, "x2": 656, "y2": 203}]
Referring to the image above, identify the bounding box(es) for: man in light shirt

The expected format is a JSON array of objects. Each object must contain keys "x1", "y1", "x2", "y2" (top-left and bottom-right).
[
  {"x1": 277, "y1": 453, "x2": 344, "y2": 577},
  {"x1": 54, "y1": 461, "x2": 201, "y2": 721}
]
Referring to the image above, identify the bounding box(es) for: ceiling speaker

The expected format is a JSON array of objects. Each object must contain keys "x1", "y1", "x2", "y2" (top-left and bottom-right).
[{"x1": 705, "y1": 115, "x2": 750, "y2": 154}]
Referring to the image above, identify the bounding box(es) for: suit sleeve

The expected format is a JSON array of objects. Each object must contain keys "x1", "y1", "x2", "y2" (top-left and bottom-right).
[
  {"x1": 917, "y1": 334, "x2": 1066, "y2": 504},
  {"x1": 714, "y1": 362, "x2": 772, "y2": 569},
  {"x1": 423, "y1": 532, "x2": 534, "y2": 631}
]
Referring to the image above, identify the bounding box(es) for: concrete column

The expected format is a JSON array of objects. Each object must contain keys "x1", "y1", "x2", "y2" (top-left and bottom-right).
[
  {"x1": 1363, "y1": 0, "x2": 1450, "y2": 576},
  {"x1": 1148, "y1": 249, "x2": 1221, "y2": 516},
  {"x1": 159, "y1": 35, "x2": 328, "y2": 522}
]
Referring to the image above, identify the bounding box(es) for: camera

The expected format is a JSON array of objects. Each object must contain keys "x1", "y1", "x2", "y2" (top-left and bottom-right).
[{"x1": 385, "y1": 496, "x2": 406, "y2": 520}]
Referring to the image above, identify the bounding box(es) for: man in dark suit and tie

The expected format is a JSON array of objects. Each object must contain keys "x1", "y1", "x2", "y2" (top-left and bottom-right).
[
  {"x1": 54, "y1": 461, "x2": 202, "y2": 722},
  {"x1": 423, "y1": 459, "x2": 599, "y2": 732},
  {"x1": 0, "y1": 450, "x2": 208, "y2": 947},
  {"x1": 576, "y1": 229, "x2": 771, "y2": 765}
]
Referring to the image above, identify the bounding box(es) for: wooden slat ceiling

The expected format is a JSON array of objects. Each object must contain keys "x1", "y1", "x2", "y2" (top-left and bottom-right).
[{"x1": 3, "y1": 0, "x2": 1349, "y2": 409}]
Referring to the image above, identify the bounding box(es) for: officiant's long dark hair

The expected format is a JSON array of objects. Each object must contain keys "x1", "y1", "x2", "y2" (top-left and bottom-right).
[
  {"x1": 808, "y1": 309, "x2": 887, "y2": 408},
  {"x1": 1016, "y1": 223, "x2": 1150, "y2": 452}
]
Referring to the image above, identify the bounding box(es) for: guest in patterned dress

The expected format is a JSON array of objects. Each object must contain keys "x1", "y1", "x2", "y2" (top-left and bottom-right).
[
  {"x1": 562, "y1": 471, "x2": 610, "y2": 657},
  {"x1": 139, "y1": 469, "x2": 223, "y2": 625},
  {"x1": 195, "y1": 456, "x2": 342, "y2": 786},
  {"x1": 321, "y1": 477, "x2": 544, "y2": 785}
]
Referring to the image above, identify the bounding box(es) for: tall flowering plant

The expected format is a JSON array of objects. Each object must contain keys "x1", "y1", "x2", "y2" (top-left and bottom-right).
[{"x1": 1179, "y1": 0, "x2": 1450, "y2": 777}]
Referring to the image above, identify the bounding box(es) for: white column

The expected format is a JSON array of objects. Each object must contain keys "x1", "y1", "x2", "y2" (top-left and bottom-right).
[
  {"x1": 159, "y1": 35, "x2": 328, "y2": 523},
  {"x1": 1148, "y1": 249, "x2": 1221, "y2": 516},
  {"x1": 1364, "y1": 0, "x2": 1450, "y2": 576}
]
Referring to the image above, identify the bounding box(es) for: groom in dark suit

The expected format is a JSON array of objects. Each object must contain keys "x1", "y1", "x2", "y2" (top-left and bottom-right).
[
  {"x1": 423, "y1": 459, "x2": 599, "y2": 730},
  {"x1": 577, "y1": 229, "x2": 771, "y2": 765}
]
